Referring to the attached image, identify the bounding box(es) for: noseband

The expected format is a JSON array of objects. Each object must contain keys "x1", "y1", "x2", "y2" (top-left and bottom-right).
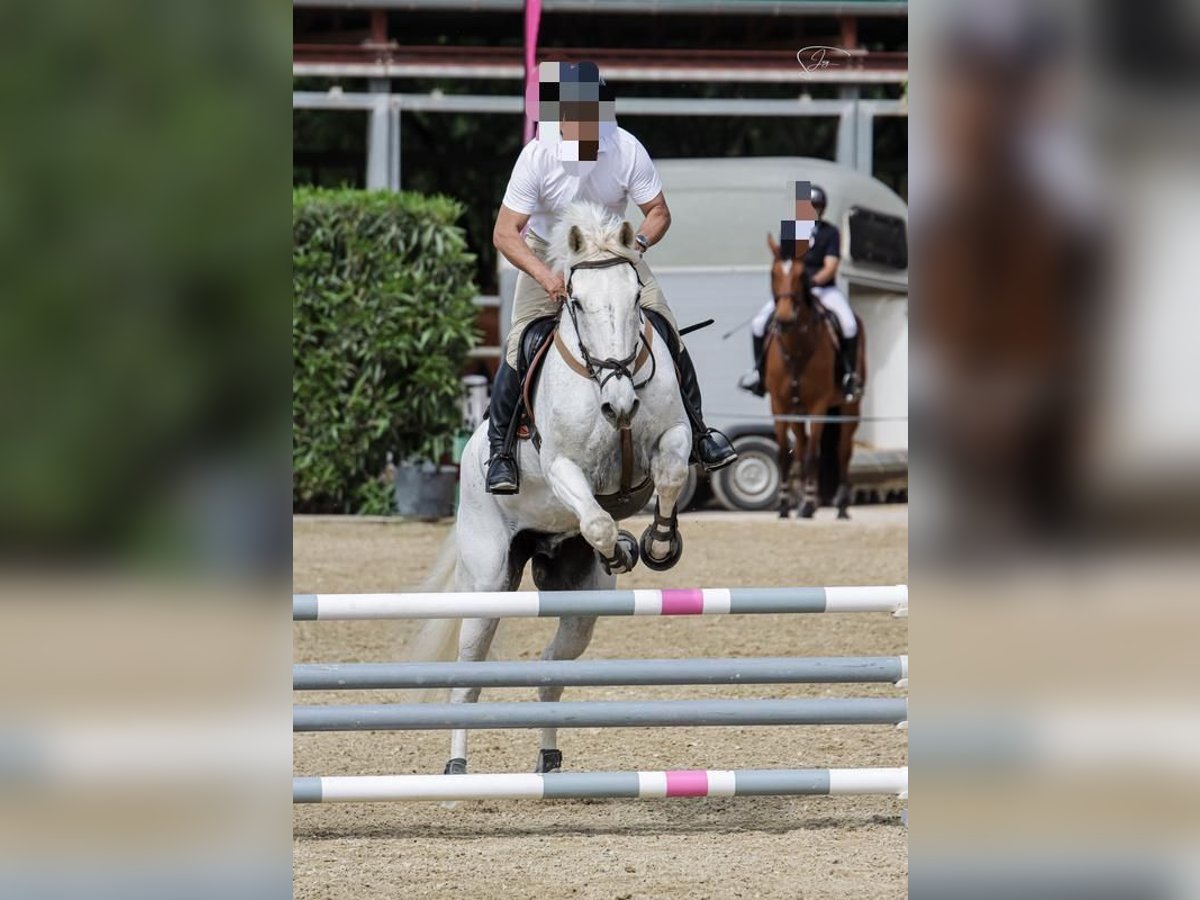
[{"x1": 558, "y1": 256, "x2": 657, "y2": 390}]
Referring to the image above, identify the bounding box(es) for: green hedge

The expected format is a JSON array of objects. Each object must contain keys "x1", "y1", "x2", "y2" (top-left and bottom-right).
[{"x1": 293, "y1": 188, "x2": 478, "y2": 514}]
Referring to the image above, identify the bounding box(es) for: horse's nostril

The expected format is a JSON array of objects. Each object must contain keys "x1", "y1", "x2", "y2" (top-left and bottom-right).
[
  {"x1": 629, "y1": 399, "x2": 640, "y2": 419},
  {"x1": 600, "y1": 402, "x2": 614, "y2": 420}
]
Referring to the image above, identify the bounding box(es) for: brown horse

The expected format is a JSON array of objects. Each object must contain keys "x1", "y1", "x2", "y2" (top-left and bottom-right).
[{"x1": 765, "y1": 233, "x2": 866, "y2": 519}]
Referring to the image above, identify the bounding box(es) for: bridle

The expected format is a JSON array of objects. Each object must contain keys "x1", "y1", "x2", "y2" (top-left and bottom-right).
[
  {"x1": 557, "y1": 255, "x2": 657, "y2": 390},
  {"x1": 772, "y1": 289, "x2": 816, "y2": 335}
]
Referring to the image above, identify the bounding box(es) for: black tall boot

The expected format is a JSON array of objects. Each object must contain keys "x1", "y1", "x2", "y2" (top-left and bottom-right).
[
  {"x1": 840, "y1": 333, "x2": 863, "y2": 403},
  {"x1": 752, "y1": 333, "x2": 767, "y2": 396},
  {"x1": 675, "y1": 343, "x2": 738, "y2": 471},
  {"x1": 485, "y1": 361, "x2": 522, "y2": 494},
  {"x1": 738, "y1": 333, "x2": 767, "y2": 397}
]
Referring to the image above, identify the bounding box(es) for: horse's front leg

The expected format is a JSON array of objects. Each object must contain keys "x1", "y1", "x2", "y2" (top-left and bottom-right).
[
  {"x1": 545, "y1": 456, "x2": 637, "y2": 573},
  {"x1": 640, "y1": 422, "x2": 690, "y2": 570},
  {"x1": 774, "y1": 419, "x2": 793, "y2": 518}
]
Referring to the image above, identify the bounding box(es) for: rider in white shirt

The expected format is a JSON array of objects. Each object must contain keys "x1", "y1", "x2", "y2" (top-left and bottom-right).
[{"x1": 484, "y1": 62, "x2": 736, "y2": 494}]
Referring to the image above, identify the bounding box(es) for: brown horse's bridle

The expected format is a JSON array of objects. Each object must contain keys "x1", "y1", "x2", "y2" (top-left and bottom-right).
[{"x1": 771, "y1": 289, "x2": 815, "y2": 334}]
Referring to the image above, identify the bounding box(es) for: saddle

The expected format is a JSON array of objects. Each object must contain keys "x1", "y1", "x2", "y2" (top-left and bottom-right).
[{"x1": 514, "y1": 315, "x2": 559, "y2": 446}]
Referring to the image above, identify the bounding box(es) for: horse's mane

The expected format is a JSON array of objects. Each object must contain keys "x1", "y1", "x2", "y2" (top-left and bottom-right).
[{"x1": 548, "y1": 201, "x2": 640, "y2": 270}]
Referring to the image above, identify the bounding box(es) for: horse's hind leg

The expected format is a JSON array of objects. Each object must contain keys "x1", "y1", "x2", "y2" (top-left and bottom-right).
[
  {"x1": 531, "y1": 536, "x2": 609, "y2": 772},
  {"x1": 535, "y1": 615, "x2": 598, "y2": 772},
  {"x1": 445, "y1": 616, "x2": 500, "y2": 774},
  {"x1": 641, "y1": 422, "x2": 690, "y2": 569},
  {"x1": 445, "y1": 487, "x2": 517, "y2": 775}
]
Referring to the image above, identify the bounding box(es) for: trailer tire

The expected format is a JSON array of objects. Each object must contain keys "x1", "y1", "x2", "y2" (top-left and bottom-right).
[{"x1": 712, "y1": 435, "x2": 781, "y2": 511}]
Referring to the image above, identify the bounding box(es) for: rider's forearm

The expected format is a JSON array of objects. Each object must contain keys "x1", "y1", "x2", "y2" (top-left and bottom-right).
[
  {"x1": 812, "y1": 259, "x2": 839, "y2": 286},
  {"x1": 494, "y1": 227, "x2": 554, "y2": 285},
  {"x1": 637, "y1": 205, "x2": 671, "y2": 247}
]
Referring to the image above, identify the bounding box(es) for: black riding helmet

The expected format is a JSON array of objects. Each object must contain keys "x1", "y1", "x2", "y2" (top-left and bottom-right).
[{"x1": 810, "y1": 184, "x2": 828, "y2": 211}]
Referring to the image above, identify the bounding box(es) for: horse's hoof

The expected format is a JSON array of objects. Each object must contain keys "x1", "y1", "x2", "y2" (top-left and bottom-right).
[
  {"x1": 778, "y1": 507, "x2": 790, "y2": 519},
  {"x1": 601, "y1": 530, "x2": 640, "y2": 575},
  {"x1": 838, "y1": 508, "x2": 850, "y2": 520},
  {"x1": 535, "y1": 749, "x2": 563, "y2": 773},
  {"x1": 639, "y1": 526, "x2": 683, "y2": 571},
  {"x1": 444, "y1": 758, "x2": 467, "y2": 775},
  {"x1": 799, "y1": 501, "x2": 817, "y2": 519}
]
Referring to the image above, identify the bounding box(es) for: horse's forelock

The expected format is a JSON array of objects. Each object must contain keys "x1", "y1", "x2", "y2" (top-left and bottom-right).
[{"x1": 550, "y1": 202, "x2": 639, "y2": 269}]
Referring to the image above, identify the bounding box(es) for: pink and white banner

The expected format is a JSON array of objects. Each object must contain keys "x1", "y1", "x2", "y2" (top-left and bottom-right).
[{"x1": 522, "y1": 0, "x2": 542, "y2": 144}]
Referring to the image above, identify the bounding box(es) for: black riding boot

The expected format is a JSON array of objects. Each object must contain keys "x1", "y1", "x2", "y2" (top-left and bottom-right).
[
  {"x1": 752, "y1": 333, "x2": 767, "y2": 396},
  {"x1": 676, "y1": 343, "x2": 738, "y2": 471},
  {"x1": 485, "y1": 361, "x2": 522, "y2": 494},
  {"x1": 840, "y1": 333, "x2": 863, "y2": 403}
]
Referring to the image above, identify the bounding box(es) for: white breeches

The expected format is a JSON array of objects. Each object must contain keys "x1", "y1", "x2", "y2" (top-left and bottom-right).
[
  {"x1": 749, "y1": 286, "x2": 857, "y2": 338},
  {"x1": 814, "y1": 286, "x2": 857, "y2": 337},
  {"x1": 750, "y1": 299, "x2": 775, "y2": 337}
]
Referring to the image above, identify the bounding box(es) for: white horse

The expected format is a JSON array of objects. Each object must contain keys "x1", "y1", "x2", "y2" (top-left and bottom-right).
[{"x1": 417, "y1": 201, "x2": 693, "y2": 775}]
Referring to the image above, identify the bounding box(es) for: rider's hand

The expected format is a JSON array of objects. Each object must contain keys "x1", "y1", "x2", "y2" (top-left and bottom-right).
[{"x1": 539, "y1": 270, "x2": 568, "y2": 303}]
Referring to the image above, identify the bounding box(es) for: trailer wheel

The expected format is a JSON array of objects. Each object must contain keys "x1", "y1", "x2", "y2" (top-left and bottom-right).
[{"x1": 712, "y1": 435, "x2": 781, "y2": 511}]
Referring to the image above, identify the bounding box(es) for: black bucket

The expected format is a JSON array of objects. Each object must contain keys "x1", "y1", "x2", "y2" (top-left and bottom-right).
[{"x1": 393, "y1": 462, "x2": 458, "y2": 520}]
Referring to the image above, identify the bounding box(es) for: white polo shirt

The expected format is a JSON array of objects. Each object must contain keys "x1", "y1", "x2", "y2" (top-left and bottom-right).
[{"x1": 500, "y1": 127, "x2": 664, "y2": 241}]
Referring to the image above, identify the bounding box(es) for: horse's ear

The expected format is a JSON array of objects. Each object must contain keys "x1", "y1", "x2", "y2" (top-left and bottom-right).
[
  {"x1": 569, "y1": 225, "x2": 585, "y2": 254},
  {"x1": 619, "y1": 221, "x2": 636, "y2": 249},
  {"x1": 767, "y1": 232, "x2": 781, "y2": 260}
]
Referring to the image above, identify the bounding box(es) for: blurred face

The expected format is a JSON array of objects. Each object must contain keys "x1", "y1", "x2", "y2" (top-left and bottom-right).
[
  {"x1": 536, "y1": 61, "x2": 614, "y2": 171},
  {"x1": 560, "y1": 101, "x2": 601, "y2": 161}
]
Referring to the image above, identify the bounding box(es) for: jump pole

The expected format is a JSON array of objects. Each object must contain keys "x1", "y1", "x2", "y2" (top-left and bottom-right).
[
  {"x1": 293, "y1": 697, "x2": 909, "y2": 732},
  {"x1": 294, "y1": 655, "x2": 909, "y2": 690},
  {"x1": 294, "y1": 767, "x2": 909, "y2": 803},
  {"x1": 293, "y1": 585, "x2": 908, "y2": 621}
]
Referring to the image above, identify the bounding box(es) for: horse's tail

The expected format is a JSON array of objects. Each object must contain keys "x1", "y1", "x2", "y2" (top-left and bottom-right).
[
  {"x1": 402, "y1": 531, "x2": 463, "y2": 667},
  {"x1": 421, "y1": 527, "x2": 459, "y2": 593}
]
